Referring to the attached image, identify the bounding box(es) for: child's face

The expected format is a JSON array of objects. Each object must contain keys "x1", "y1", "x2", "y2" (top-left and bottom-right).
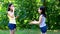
[
  {"x1": 38, "y1": 8, "x2": 42, "y2": 14},
  {"x1": 9, "y1": 5, "x2": 14, "y2": 11}
]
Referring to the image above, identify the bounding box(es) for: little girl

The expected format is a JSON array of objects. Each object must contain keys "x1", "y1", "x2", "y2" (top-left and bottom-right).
[
  {"x1": 7, "y1": 3, "x2": 18, "y2": 34},
  {"x1": 38, "y1": 6, "x2": 47, "y2": 34},
  {"x1": 30, "y1": 6, "x2": 47, "y2": 34}
]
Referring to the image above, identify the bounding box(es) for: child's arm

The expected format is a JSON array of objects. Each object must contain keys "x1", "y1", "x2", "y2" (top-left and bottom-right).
[
  {"x1": 29, "y1": 15, "x2": 42, "y2": 24},
  {"x1": 8, "y1": 12, "x2": 14, "y2": 18},
  {"x1": 13, "y1": 7, "x2": 15, "y2": 13},
  {"x1": 39, "y1": 15, "x2": 42, "y2": 24}
]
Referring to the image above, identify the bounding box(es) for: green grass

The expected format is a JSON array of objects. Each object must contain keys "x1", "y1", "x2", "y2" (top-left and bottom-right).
[{"x1": 0, "y1": 29, "x2": 60, "y2": 34}]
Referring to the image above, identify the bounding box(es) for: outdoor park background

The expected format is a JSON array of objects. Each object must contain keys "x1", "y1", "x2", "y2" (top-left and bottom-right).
[{"x1": 0, "y1": 0, "x2": 60, "y2": 34}]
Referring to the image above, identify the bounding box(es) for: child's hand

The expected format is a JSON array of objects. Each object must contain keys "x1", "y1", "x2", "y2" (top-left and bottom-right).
[
  {"x1": 16, "y1": 16, "x2": 19, "y2": 18},
  {"x1": 13, "y1": 7, "x2": 15, "y2": 12}
]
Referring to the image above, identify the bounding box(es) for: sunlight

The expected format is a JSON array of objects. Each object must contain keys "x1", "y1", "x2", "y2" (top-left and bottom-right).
[
  {"x1": 54, "y1": 30, "x2": 58, "y2": 32},
  {"x1": 47, "y1": 0, "x2": 50, "y2": 2},
  {"x1": 4, "y1": 0, "x2": 8, "y2": 3},
  {"x1": 8, "y1": 0, "x2": 15, "y2": 3},
  {"x1": 24, "y1": 20, "x2": 28, "y2": 24},
  {"x1": 0, "y1": 7, "x2": 1, "y2": 10},
  {"x1": 36, "y1": 0, "x2": 43, "y2": 6}
]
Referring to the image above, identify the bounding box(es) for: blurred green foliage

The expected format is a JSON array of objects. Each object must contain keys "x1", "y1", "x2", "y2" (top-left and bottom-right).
[
  {"x1": 46, "y1": 0, "x2": 60, "y2": 30},
  {"x1": 0, "y1": 0, "x2": 60, "y2": 30}
]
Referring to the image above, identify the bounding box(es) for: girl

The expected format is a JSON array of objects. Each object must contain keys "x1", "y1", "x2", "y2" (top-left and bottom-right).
[
  {"x1": 7, "y1": 3, "x2": 18, "y2": 34},
  {"x1": 38, "y1": 6, "x2": 47, "y2": 34},
  {"x1": 30, "y1": 6, "x2": 47, "y2": 34}
]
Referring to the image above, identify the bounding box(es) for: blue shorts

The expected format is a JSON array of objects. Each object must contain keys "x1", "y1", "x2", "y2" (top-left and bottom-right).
[
  {"x1": 40, "y1": 26, "x2": 47, "y2": 33},
  {"x1": 8, "y1": 23, "x2": 16, "y2": 30}
]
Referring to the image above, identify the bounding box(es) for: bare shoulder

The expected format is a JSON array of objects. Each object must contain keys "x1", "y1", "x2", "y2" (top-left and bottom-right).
[{"x1": 40, "y1": 14, "x2": 43, "y2": 17}]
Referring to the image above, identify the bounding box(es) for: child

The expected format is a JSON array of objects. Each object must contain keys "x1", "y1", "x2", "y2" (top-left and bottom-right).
[
  {"x1": 30, "y1": 6, "x2": 47, "y2": 34},
  {"x1": 38, "y1": 6, "x2": 47, "y2": 34},
  {"x1": 7, "y1": 3, "x2": 18, "y2": 34}
]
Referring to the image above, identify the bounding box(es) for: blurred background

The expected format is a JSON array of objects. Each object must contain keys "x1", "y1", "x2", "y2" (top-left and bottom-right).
[{"x1": 0, "y1": 0, "x2": 60, "y2": 34}]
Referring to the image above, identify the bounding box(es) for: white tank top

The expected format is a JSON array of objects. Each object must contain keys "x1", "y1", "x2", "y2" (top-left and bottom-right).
[
  {"x1": 8, "y1": 11, "x2": 16, "y2": 24},
  {"x1": 39, "y1": 14, "x2": 46, "y2": 27}
]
